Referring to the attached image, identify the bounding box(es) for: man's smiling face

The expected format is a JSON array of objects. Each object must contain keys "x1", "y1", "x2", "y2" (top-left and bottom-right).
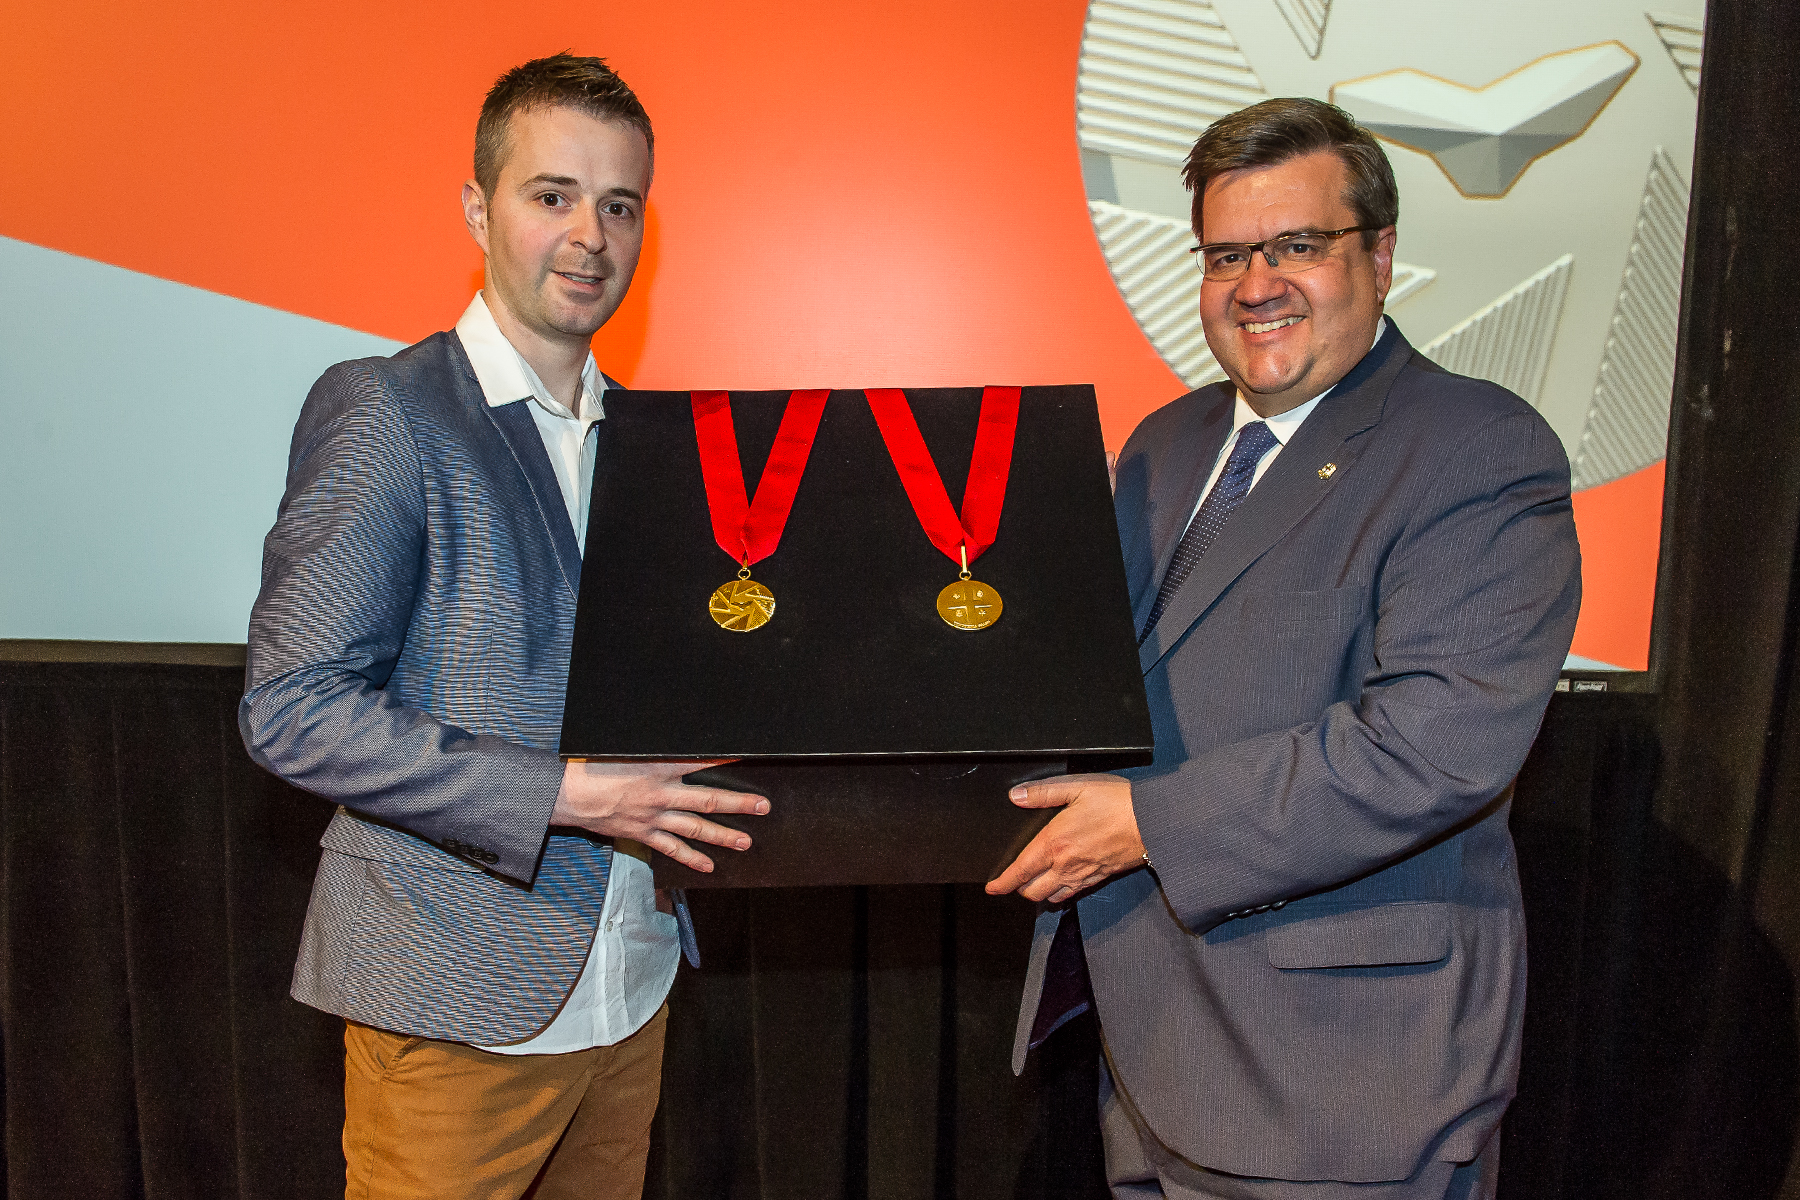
[
  {"x1": 1197, "y1": 149, "x2": 1395, "y2": 417},
  {"x1": 463, "y1": 104, "x2": 652, "y2": 352}
]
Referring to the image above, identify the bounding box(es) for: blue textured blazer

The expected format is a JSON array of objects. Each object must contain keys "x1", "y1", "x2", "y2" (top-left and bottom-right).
[
  {"x1": 1012, "y1": 324, "x2": 1581, "y2": 1183},
  {"x1": 241, "y1": 330, "x2": 639, "y2": 1044}
]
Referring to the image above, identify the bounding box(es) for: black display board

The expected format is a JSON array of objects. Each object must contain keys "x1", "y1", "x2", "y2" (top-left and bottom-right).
[{"x1": 561, "y1": 386, "x2": 1152, "y2": 887}]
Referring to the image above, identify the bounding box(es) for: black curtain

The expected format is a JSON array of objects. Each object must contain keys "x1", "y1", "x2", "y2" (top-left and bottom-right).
[
  {"x1": 0, "y1": 660, "x2": 343, "y2": 1198},
  {"x1": 648, "y1": 886, "x2": 1107, "y2": 1199},
  {"x1": 0, "y1": 655, "x2": 1683, "y2": 1199},
  {"x1": 1491, "y1": 0, "x2": 1800, "y2": 1193},
  {"x1": 0, "y1": 656, "x2": 1110, "y2": 1199},
  {"x1": 1624, "y1": 0, "x2": 1800, "y2": 1193}
]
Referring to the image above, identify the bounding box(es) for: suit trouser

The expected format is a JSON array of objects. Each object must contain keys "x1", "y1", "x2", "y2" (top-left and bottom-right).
[
  {"x1": 1099, "y1": 1054, "x2": 1501, "y2": 1200},
  {"x1": 342, "y1": 1004, "x2": 667, "y2": 1200}
]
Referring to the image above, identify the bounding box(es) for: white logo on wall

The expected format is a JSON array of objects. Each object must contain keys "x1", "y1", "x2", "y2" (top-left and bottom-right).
[{"x1": 1077, "y1": 0, "x2": 1702, "y2": 490}]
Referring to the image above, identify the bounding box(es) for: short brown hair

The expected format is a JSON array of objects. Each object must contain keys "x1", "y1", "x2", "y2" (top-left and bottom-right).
[
  {"x1": 473, "y1": 52, "x2": 653, "y2": 198},
  {"x1": 1181, "y1": 97, "x2": 1397, "y2": 248}
]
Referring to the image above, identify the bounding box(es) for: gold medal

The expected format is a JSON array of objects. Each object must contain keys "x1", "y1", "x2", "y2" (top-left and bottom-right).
[
  {"x1": 936, "y1": 544, "x2": 1003, "y2": 630},
  {"x1": 864, "y1": 387, "x2": 1019, "y2": 635},
  {"x1": 710, "y1": 562, "x2": 775, "y2": 632},
  {"x1": 937, "y1": 577, "x2": 1003, "y2": 630},
  {"x1": 691, "y1": 389, "x2": 829, "y2": 635}
]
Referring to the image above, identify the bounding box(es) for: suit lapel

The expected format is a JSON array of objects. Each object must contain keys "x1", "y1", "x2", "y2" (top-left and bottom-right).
[
  {"x1": 444, "y1": 336, "x2": 585, "y2": 601},
  {"x1": 486, "y1": 401, "x2": 585, "y2": 601},
  {"x1": 1137, "y1": 325, "x2": 1415, "y2": 676},
  {"x1": 1131, "y1": 389, "x2": 1235, "y2": 632}
]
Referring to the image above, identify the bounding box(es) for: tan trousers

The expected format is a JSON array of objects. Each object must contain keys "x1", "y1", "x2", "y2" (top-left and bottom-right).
[{"x1": 343, "y1": 1005, "x2": 667, "y2": 1200}]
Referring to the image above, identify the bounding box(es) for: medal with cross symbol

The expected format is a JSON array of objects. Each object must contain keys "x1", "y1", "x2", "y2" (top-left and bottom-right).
[
  {"x1": 936, "y1": 543, "x2": 1004, "y2": 630},
  {"x1": 864, "y1": 386, "x2": 1021, "y2": 634}
]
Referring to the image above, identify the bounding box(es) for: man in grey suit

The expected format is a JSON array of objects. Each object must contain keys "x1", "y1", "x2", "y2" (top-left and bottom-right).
[
  {"x1": 241, "y1": 54, "x2": 764, "y2": 1199},
  {"x1": 989, "y1": 98, "x2": 1579, "y2": 1198}
]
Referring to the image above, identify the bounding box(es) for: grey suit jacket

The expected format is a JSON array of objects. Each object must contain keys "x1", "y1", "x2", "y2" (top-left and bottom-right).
[
  {"x1": 1012, "y1": 324, "x2": 1580, "y2": 1182},
  {"x1": 241, "y1": 330, "x2": 648, "y2": 1044}
]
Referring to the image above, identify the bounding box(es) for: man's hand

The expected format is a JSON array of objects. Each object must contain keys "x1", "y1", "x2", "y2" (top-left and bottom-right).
[
  {"x1": 984, "y1": 773, "x2": 1144, "y2": 903},
  {"x1": 553, "y1": 760, "x2": 769, "y2": 874}
]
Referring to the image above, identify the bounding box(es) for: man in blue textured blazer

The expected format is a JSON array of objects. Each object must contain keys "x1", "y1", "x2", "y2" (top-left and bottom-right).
[
  {"x1": 989, "y1": 99, "x2": 1580, "y2": 1198},
  {"x1": 240, "y1": 54, "x2": 765, "y2": 1200}
]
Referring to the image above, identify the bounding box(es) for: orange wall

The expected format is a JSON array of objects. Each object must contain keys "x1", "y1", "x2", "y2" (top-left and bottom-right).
[
  {"x1": 1570, "y1": 462, "x2": 1662, "y2": 669},
  {"x1": 2, "y1": 0, "x2": 1180, "y2": 439},
  {"x1": 0, "y1": 0, "x2": 1658, "y2": 666}
]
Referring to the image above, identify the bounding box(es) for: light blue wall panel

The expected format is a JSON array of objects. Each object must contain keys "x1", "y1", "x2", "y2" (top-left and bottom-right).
[{"x1": 0, "y1": 237, "x2": 401, "y2": 642}]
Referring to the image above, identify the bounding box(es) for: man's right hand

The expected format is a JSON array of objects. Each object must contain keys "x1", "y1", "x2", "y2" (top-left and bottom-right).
[{"x1": 553, "y1": 760, "x2": 769, "y2": 873}]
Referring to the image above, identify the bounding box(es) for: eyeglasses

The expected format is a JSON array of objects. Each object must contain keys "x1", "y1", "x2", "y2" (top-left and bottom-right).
[{"x1": 1189, "y1": 226, "x2": 1375, "y2": 282}]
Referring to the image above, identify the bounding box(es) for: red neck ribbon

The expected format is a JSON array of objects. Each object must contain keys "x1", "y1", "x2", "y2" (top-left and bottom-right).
[
  {"x1": 863, "y1": 387, "x2": 1022, "y2": 568},
  {"x1": 691, "y1": 390, "x2": 830, "y2": 566}
]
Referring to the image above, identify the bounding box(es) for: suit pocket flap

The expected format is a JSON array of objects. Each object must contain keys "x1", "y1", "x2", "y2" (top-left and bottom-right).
[{"x1": 1266, "y1": 902, "x2": 1450, "y2": 969}]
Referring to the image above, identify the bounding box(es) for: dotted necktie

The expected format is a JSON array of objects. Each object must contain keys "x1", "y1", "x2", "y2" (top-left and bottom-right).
[{"x1": 1139, "y1": 421, "x2": 1279, "y2": 644}]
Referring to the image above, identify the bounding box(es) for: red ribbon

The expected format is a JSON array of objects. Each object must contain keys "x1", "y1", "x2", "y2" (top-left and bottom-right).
[
  {"x1": 691, "y1": 389, "x2": 830, "y2": 566},
  {"x1": 863, "y1": 386, "x2": 1022, "y2": 568}
]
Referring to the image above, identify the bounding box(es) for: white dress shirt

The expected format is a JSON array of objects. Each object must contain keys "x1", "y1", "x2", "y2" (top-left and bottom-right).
[
  {"x1": 1187, "y1": 318, "x2": 1387, "y2": 523},
  {"x1": 454, "y1": 292, "x2": 679, "y2": 1053}
]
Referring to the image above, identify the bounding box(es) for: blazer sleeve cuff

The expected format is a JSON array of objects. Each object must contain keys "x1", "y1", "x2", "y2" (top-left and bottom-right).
[
  {"x1": 437, "y1": 744, "x2": 564, "y2": 882},
  {"x1": 1130, "y1": 764, "x2": 1286, "y2": 935}
]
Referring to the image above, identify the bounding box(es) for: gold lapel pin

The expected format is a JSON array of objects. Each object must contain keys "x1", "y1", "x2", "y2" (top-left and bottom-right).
[{"x1": 1318, "y1": 463, "x2": 1338, "y2": 480}]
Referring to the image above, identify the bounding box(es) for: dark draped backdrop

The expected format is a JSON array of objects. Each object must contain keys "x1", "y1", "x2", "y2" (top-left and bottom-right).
[
  {"x1": 7, "y1": 662, "x2": 1778, "y2": 1199},
  {"x1": 4, "y1": 0, "x2": 1800, "y2": 1195}
]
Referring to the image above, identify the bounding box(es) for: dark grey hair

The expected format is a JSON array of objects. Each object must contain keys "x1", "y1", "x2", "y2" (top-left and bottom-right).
[{"x1": 1182, "y1": 97, "x2": 1397, "y2": 248}]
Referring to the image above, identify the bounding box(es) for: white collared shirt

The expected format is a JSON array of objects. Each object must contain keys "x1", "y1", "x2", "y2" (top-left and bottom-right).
[
  {"x1": 1187, "y1": 318, "x2": 1387, "y2": 523},
  {"x1": 454, "y1": 292, "x2": 679, "y2": 1054}
]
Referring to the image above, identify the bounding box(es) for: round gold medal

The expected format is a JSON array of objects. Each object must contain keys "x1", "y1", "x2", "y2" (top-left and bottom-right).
[
  {"x1": 937, "y1": 578, "x2": 1003, "y2": 630},
  {"x1": 710, "y1": 577, "x2": 775, "y2": 632}
]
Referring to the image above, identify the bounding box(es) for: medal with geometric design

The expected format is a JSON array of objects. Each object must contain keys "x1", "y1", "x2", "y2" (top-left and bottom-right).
[
  {"x1": 691, "y1": 389, "x2": 829, "y2": 632},
  {"x1": 710, "y1": 564, "x2": 776, "y2": 632}
]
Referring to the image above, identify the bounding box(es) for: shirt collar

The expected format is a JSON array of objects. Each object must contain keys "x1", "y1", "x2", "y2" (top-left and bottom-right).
[
  {"x1": 1230, "y1": 316, "x2": 1386, "y2": 445},
  {"x1": 453, "y1": 291, "x2": 605, "y2": 421}
]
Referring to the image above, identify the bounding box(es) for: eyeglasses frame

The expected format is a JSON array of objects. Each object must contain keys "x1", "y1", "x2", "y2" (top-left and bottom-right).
[{"x1": 1188, "y1": 225, "x2": 1379, "y2": 280}]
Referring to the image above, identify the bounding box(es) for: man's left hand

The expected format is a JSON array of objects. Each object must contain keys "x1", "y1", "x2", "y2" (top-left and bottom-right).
[{"x1": 985, "y1": 773, "x2": 1145, "y2": 903}]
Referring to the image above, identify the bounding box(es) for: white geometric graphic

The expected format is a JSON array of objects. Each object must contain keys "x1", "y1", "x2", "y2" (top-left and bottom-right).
[
  {"x1": 1646, "y1": 11, "x2": 1703, "y2": 95},
  {"x1": 1078, "y1": 0, "x2": 1267, "y2": 168},
  {"x1": 1422, "y1": 255, "x2": 1574, "y2": 409},
  {"x1": 1089, "y1": 201, "x2": 1228, "y2": 388},
  {"x1": 1273, "y1": 0, "x2": 1332, "y2": 59},
  {"x1": 1330, "y1": 42, "x2": 1640, "y2": 198},
  {"x1": 1089, "y1": 200, "x2": 1436, "y2": 390},
  {"x1": 1571, "y1": 148, "x2": 1690, "y2": 489},
  {"x1": 0, "y1": 236, "x2": 400, "y2": 642}
]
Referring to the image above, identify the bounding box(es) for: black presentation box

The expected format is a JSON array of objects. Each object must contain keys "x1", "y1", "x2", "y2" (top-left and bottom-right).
[{"x1": 560, "y1": 386, "x2": 1153, "y2": 888}]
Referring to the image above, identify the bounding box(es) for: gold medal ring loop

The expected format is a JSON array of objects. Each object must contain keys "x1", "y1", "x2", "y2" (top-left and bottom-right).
[
  {"x1": 738, "y1": 550, "x2": 752, "y2": 581},
  {"x1": 959, "y1": 542, "x2": 972, "y2": 581}
]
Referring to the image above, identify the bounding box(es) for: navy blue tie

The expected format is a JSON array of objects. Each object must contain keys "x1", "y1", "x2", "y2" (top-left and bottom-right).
[{"x1": 1139, "y1": 421, "x2": 1279, "y2": 644}]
